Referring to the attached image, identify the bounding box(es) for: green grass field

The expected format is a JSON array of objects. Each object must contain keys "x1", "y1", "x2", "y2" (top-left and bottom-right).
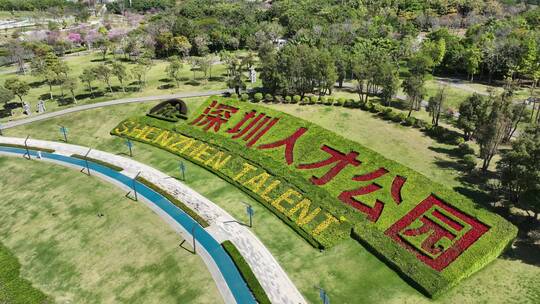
[
  {"x1": 2, "y1": 98, "x2": 539, "y2": 303},
  {"x1": 0, "y1": 156, "x2": 222, "y2": 304},
  {"x1": 0, "y1": 51, "x2": 229, "y2": 123}
]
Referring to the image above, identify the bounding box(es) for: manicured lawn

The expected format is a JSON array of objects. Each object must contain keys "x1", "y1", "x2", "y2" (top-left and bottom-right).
[
  {"x1": 2, "y1": 98, "x2": 539, "y2": 303},
  {"x1": 0, "y1": 156, "x2": 222, "y2": 304}
]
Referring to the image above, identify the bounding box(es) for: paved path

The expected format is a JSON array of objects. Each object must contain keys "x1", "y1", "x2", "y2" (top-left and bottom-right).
[
  {"x1": 1, "y1": 90, "x2": 231, "y2": 130},
  {"x1": 0, "y1": 136, "x2": 306, "y2": 304}
]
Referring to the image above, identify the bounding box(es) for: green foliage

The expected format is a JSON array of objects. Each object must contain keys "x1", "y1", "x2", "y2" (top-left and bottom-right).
[
  {"x1": 292, "y1": 95, "x2": 301, "y2": 104},
  {"x1": 403, "y1": 116, "x2": 416, "y2": 126},
  {"x1": 264, "y1": 93, "x2": 273, "y2": 102},
  {"x1": 253, "y1": 93, "x2": 263, "y2": 102},
  {"x1": 0, "y1": 85, "x2": 14, "y2": 104},
  {"x1": 230, "y1": 93, "x2": 238, "y2": 99},
  {"x1": 0, "y1": 242, "x2": 51, "y2": 304},
  {"x1": 498, "y1": 124, "x2": 540, "y2": 216},
  {"x1": 457, "y1": 143, "x2": 475, "y2": 157},
  {"x1": 241, "y1": 93, "x2": 249, "y2": 101},
  {"x1": 284, "y1": 96, "x2": 292, "y2": 103},
  {"x1": 70, "y1": 154, "x2": 123, "y2": 172},
  {"x1": 135, "y1": 176, "x2": 210, "y2": 228},
  {"x1": 458, "y1": 94, "x2": 490, "y2": 140},
  {"x1": 4, "y1": 78, "x2": 30, "y2": 102},
  {"x1": 462, "y1": 154, "x2": 478, "y2": 172},
  {"x1": 222, "y1": 241, "x2": 271, "y2": 304},
  {"x1": 112, "y1": 97, "x2": 518, "y2": 297}
]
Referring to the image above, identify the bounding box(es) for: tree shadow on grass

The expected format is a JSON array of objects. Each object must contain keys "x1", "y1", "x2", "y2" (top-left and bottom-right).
[
  {"x1": 184, "y1": 80, "x2": 201, "y2": 86},
  {"x1": 75, "y1": 91, "x2": 105, "y2": 100},
  {"x1": 501, "y1": 215, "x2": 540, "y2": 267},
  {"x1": 90, "y1": 58, "x2": 108, "y2": 63},
  {"x1": 209, "y1": 76, "x2": 224, "y2": 82},
  {"x1": 159, "y1": 78, "x2": 172, "y2": 83},
  {"x1": 29, "y1": 80, "x2": 46, "y2": 88},
  {"x1": 158, "y1": 83, "x2": 175, "y2": 90},
  {"x1": 56, "y1": 97, "x2": 76, "y2": 106},
  {"x1": 428, "y1": 145, "x2": 461, "y2": 158}
]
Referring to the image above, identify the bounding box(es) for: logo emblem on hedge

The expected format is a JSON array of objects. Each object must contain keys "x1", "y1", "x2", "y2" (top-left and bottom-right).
[
  {"x1": 385, "y1": 195, "x2": 489, "y2": 271},
  {"x1": 147, "y1": 99, "x2": 188, "y2": 122}
]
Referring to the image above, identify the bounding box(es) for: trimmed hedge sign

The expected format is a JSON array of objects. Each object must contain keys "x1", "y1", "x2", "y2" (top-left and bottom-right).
[{"x1": 111, "y1": 97, "x2": 517, "y2": 297}]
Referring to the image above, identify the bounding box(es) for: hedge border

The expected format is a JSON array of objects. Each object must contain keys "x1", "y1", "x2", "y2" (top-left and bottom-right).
[
  {"x1": 70, "y1": 154, "x2": 124, "y2": 172},
  {"x1": 111, "y1": 97, "x2": 517, "y2": 297},
  {"x1": 0, "y1": 143, "x2": 55, "y2": 153},
  {"x1": 112, "y1": 121, "x2": 332, "y2": 249},
  {"x1": 222, "y1": 240, "x2": 271, "y2": 304},
  {"x1": 135, "y1": 176, "x2": 210, "y2": 228}
]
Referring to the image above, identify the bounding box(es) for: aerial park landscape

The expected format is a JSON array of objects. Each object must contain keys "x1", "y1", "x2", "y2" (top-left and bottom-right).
[{"x1": 0, "y1": 1, "x2": 539, "y2": 303}]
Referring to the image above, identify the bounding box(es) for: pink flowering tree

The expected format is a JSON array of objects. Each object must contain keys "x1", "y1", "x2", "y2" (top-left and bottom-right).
[
  {"x1": 68, "y1": 32, "x2": 82, "y2": 45},
  {"x1": 85, "y1": 29, "x2": 101, "y2": 49}
]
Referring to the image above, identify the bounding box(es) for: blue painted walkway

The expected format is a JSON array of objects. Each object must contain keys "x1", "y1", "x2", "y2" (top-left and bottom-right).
[{"x1": 0, "y1": 146, "x2": 257, "y2": 304}]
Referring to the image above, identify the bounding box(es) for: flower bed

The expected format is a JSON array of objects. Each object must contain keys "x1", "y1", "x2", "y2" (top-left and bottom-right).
[{"x1": 111, "y1": 97, "x2": 517, "y2": 297}]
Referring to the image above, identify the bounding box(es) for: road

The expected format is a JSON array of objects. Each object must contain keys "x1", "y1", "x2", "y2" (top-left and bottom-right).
[{"x1": 1, "y1": 90, "x2": 231, "y2": 130}]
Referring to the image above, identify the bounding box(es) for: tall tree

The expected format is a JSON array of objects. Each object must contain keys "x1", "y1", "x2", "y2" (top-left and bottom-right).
[
  {"x1": 498, "y1": 125, "x2": 540, "y2": 218},
  {"x1": 463, "y1": 46, "x2": 482, "y2": 81},
  {"x1": 427, "y1": 86, "x2": 447, "y2": 126},
  {"x1": 111, "y1": 62, "x2": 129, "y2": 93},
  {"x1": 80, "y1": 67, "x2": 97, "y2": 97},
  {"x1": 477, "y1": 94, "x2": 512, "y2": 172},
  {"x1": 94, "y1": 65, "x2": 114, "y2": 93},
  {"x1": 401, "y1": 75, "x2": 426, "y2": 118},
  {"x1": 4, "y1": 79, "x2": 29, "y2": 103},
  {"x1": 165, "y1": 56, "x2": 184, "y2": 87},
  {"x1": 172, "y1": 35, "x2": 192, "y2": 58},
  {"x1": 6, "y1": 39, "x2": 28, "y2": 74},
  {"x1": 0, "y1": 86, "x2": 14, "y2": 106},
  {"x1": 61, "y1": 77, "x2": 78, "y2": 104},
  {"x1": 457, "y1": 93, "x2": 490, "y2": 140}
]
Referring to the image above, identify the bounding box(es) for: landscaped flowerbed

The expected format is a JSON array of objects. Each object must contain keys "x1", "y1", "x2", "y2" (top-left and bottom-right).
[{"x1": 111, "y1": 97, "x2": 517, "y2": 297}]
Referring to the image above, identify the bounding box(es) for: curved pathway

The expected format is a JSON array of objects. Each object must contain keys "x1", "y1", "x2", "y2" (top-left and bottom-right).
[
  {"x1": 0, "y1": 90, "x2": 231, "y2": 130},
  {"x1": 0, "y1": 136, "x2": 306, "y2": 304}
]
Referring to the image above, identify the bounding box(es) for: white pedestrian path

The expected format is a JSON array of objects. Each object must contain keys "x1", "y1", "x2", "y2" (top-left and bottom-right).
[{"x1": 0, "y1": 136, "x2": 306, "y2": 304}]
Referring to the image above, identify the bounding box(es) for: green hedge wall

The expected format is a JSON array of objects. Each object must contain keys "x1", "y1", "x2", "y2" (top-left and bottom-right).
[
  {"x1": 110, "y1": 96, "x2": 517, "y2": 297},
  {"x1": 135, "y1": 176, "x2": 210, "y2": 228},
  {"x1": 222, "y1": 241, "x2": 271, "y2": 304},
  {"x1": 0, "y1": 144, "x2": 55, "y2": 153},
  {"x1": 70, "y1": 154, "x2": 124, "y2": 172}
]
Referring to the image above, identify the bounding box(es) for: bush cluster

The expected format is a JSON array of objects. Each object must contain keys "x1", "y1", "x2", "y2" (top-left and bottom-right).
[
  {"x1": 222, "y1": 241, "x2": 272, "y2": 304},
  {"x1": 136, "y1": 176, "x2": 210, "y2": 228}
]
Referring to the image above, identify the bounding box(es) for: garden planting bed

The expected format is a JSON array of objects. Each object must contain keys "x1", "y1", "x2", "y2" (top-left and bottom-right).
[{"x1": 111, "y1": 97, "x2": 517, "y2": 297}]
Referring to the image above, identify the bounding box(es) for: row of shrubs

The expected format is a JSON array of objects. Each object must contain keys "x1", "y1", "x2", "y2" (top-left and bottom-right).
[
  {"x1": 71, "y1": 154, "x2": 124, "y2": 172},
  {"x1": 222, "y1": 241, "x2": 271, "y2": 304},
  {"x1": 228, "y1": 92, "x2": 463, "y2": 146},
  {"x1": 135, "y1": 176, "x2": 210, "y2": 228}
]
